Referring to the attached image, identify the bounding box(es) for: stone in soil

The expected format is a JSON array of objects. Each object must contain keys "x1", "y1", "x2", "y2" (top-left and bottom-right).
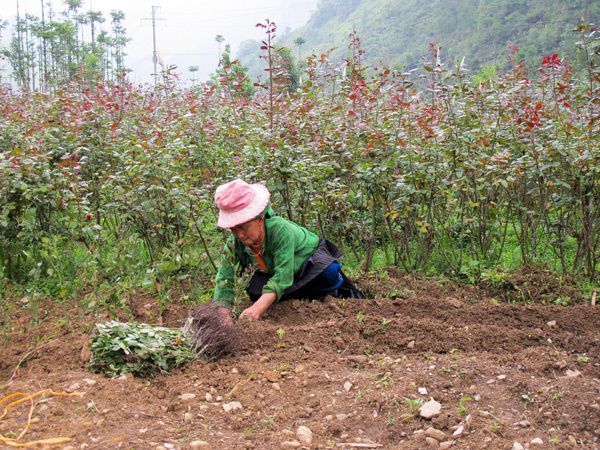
[
  {"x1": 180, "y1": 393, "x2": 196, "y2": 401},
  {"x1": 296, "y1": 425, "x2": 313, "y2": 444},
  {"x1": 452, "y1": 425, "x2": 464, "y2": 437},
  {"x1": 223, "y1": 401, "x2": 242, "y2": 412},
  {"x1": 419, "y1": 399, "x2": 442, "y2": 419},
  {"x1": 425, "y1": 436, "x2": 439, "y2": 447},
  {"x1": 425, "y1": 427, "x2": 447, "y2": 441},
  {"x1": 189, "y1": 441, "x2": 210, "y2": 448}
]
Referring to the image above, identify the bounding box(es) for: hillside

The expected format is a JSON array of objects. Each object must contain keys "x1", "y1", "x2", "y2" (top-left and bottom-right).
[{"x1": 238, "y1": 0, "x2": 600, "y2": 79}]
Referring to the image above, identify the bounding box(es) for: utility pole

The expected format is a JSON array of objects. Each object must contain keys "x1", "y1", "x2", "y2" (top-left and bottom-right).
[{"x1": 142, "y1": 6, "x2": 164, "y2": 85}]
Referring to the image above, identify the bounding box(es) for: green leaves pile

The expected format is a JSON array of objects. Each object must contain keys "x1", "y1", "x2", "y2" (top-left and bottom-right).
[{"x1": 89, "y1": 321, "x2": 197, "y2": 377}]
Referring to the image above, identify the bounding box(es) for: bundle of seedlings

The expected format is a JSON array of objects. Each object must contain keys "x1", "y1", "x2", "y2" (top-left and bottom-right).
[
  {"x1": 89, "y1": 304, "x2": 239, "y2": 377},
  {"x1": 89, "y1": 321, "x2": 197, "y2": 377},
  {"x1": 182, "y1": 302, "x2": 240, "y2": 362}
]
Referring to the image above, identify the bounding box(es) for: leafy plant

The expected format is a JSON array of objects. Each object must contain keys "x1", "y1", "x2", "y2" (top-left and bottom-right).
[
  {"x1": 458, "y1": 395, "x2": 472, "y2": 416},
  {"x1": 89, "y1": 321, "x2": 197, "y2": 377},
  {"x1": 401, "y1": 398, "x2": 424, "y2": 420}
]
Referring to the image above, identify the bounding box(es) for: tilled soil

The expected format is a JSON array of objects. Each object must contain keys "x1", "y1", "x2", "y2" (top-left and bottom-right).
[{"x1": 1, "y1": 271, "x2": 599, "y2": 449}]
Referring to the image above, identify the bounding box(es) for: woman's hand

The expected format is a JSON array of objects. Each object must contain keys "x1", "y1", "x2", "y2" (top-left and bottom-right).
[{"x1": 239, "y1": 292, "x2": 277, "y2": 321}]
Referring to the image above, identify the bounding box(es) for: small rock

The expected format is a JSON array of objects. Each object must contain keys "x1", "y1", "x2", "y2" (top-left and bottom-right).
[
  {"x1": 117, "y1": 373, "x2": 133, "y2": 381},
  {"x1": 280, "y1": 441, "x2": 302, "y2": 449},
  {"x1": 231, "y1": 368, "x2": 238, "y2": 374},
  {"x1": 565, "y1": 369, "x2": 582, "y2": 378},
  {"x1": 343, "y1": 382, "x2": 353, "y2": 391},
  {"x1": 418, "y1": 387, "x2": 428, "y2": 395},
  {"x1": 530, "y1": 437, "x2": 543, "y2": 445},
  {"x1": 463, "y1": 414, "x2": 472, "y2": 431},
  {"x1": 265, "y1": 371, "x2": 280, "y2": 382},
  {"x1": 473, "y1": 394, "x2": 481, "y2": 402},
  {"x1": 83, "y1": 378, "x2": 97, "y2": 386},
  {"x1": 452, "y1": 425, "x2": 464, "y2": 437},
  {"x1": 439, "y1": 441, "x2": 453, "y2": 449},
  {"x1": 30, "y1": 417, "x2": 40, "y2": 424},
  {"x1": 139, "y1": 428, "x2": 148, "y2": 433},
  {"x1": 512, "y1": 443, "x2": 524, "y2": 450},
  {"x1": 189, "y1": 440, "x2": 210, "y2": 448},
  {"x1": 259, "y1": 356, "x2": 269, "y2": 363},
  {"x1": 216, "y1": 395, "x2": 223, "y2": 401},
  {"x1": 516, "y1": 420, "x2": 531, "y2": 428},
  {"x1": 407, "y1": 340, "x2": 416, "y2": 349},
  {"x1": 347, "y1": 355, "x2": 368, "y2": 364},
  {"x1": 66, "y1": 383, "x2": 81, "y2": 393},
  {"x1": 419, "y1": 400, "x2": 442, "y2": 419},
  {"x1": 180, "y1": 393, "x2": 196, "y2": 401},
  {"x1": 296, "y1": 425, "x2": 313, "y2": 444},
  {"x1": 295, "y1": 364, "x2": 307, "y2": 373},
  {"x1": 567, "y1": 435, "x2": 577, "y2": 446},
  {"x1": 272, "y1": 383, "x2": 281, "y2": 391},
  {"x1": 335, "y1": 413, "x2": 349, "y2": 421},
  {"x1": 497, "y1": 374, "x2": 507, "y2": 380},
  {"x1": 163, "y1": 444, "x2": 175, "y2": 450},
  {"x1": 184, "y1": 412, "x2": 193, "y2": 423},
  {"x1": 204, "y1": 393, "x2": 213, "y2": 402},
  {"x1": 425, "y1": 436, "x2": 439, "y2": 447},
  {"x1": 547, "y1": 320, "x2": 557, "y2": 327},
  {"x1": 425, "y1": 427, "x2": 447, "y2": 441},
  {"x1": 223, "y1": 401, "x2": 242, "y2": 412}
]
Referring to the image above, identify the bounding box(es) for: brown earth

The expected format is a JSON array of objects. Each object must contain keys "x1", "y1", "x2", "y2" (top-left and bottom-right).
[{"x1": 1, "y1": 270, "x2": 599, "y2": 449}]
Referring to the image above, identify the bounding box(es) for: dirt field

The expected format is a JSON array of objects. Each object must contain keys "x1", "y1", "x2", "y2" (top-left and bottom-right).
[{"x1": 1, "y1": 270, "x2": 599, "y2": 449}]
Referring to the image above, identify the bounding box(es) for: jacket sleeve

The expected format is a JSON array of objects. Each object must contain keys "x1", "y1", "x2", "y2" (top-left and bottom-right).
[
  {"x1": 213, "y1": 237, "x2": 238, "y2": 308},
  {"x1": 262, "y1": 224, "x2": 296, "y2": 300}
]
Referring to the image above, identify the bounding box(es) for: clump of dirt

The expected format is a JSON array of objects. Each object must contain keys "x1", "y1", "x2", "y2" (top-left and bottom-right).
[{"x1": 479, "y1": 264, "x2": 586, "y2": 305}]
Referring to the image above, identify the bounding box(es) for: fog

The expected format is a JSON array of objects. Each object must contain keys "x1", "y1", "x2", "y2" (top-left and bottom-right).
[{"x1": 0, "y1": 0, "x2": 318, "y2": 83}]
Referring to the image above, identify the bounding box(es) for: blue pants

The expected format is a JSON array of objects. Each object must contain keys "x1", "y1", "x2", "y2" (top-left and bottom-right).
[{"x1": 247, "y1": 261, "x2": 343, "y2": 302}]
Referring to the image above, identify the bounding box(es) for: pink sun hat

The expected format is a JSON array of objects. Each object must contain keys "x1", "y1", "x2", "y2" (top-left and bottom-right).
[{"x1": 214, "y1": 179, "x2": 271, "y2": 228}]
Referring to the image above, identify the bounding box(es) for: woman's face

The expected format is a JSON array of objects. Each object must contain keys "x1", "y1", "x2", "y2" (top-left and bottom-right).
[{"x1": 230, "y1": 217, "x2": 265, "y2": 247}]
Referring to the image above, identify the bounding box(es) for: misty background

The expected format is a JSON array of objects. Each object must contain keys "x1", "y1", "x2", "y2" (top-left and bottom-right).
[{"x1": 0, "y1": 0, "x2": 319, "y2": 84}]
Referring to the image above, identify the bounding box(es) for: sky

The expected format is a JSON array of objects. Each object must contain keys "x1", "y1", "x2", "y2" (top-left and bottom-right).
[{"x1": 0, "y1": 0, "x2": 319, "y2": 84}]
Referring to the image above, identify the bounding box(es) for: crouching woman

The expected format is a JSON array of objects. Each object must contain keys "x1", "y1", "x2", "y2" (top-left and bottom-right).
[{"x1": 212, "y1": 179, "x2": 363, "y2": 321}]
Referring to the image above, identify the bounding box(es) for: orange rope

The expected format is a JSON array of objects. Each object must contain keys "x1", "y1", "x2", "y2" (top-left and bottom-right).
[{"x1": 0, "y1": 389, "x2": 84, "y2": 447}]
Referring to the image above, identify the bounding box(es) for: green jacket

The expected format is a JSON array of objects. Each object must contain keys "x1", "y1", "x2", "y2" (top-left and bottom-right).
[{"x1": 213, "y1": 216, "x2": 320, "y2": 307}]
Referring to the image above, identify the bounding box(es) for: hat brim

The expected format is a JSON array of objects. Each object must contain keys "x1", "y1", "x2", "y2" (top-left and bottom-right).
[{"x1": 217, "y1": 183, "x2": 270, "y2": 229}]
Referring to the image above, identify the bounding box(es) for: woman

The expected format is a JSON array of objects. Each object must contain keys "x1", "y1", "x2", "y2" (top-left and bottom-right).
[{"x1": 212, "y1": 179, "x2": 363, "y2": 320}]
